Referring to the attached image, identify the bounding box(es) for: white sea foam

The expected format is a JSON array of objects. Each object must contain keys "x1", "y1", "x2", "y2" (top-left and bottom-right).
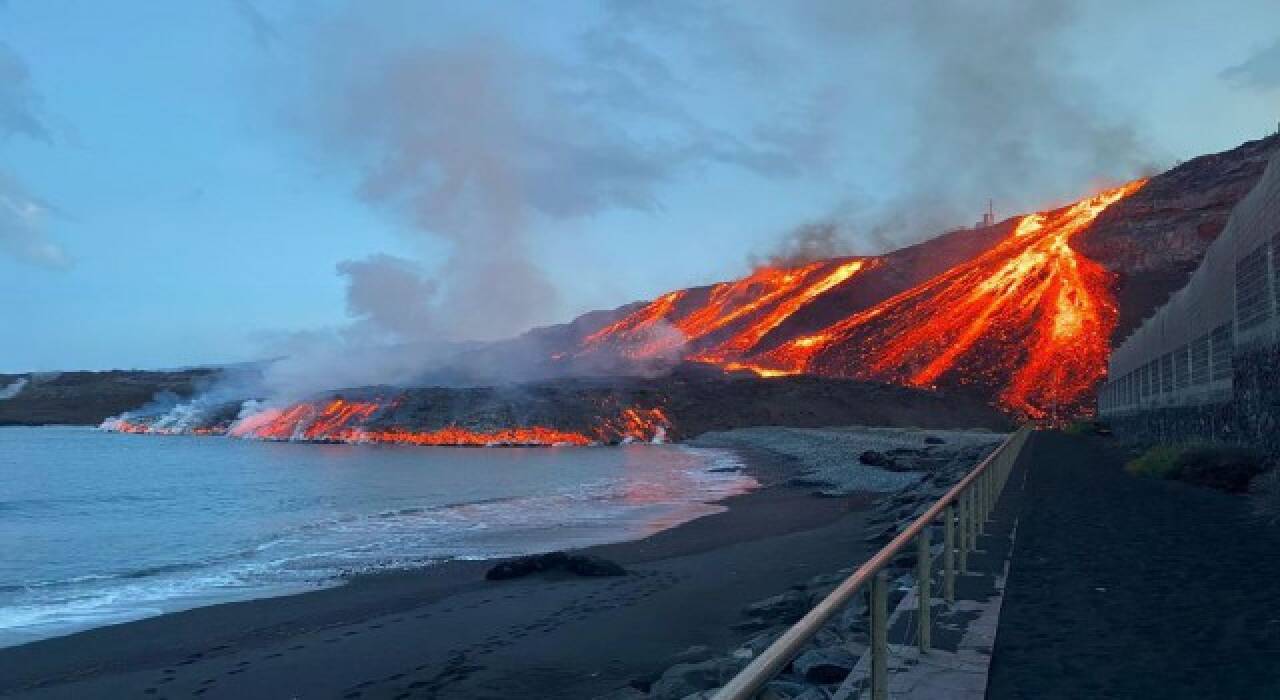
[{"x1": 0, "y1": 429, "x2": 755, "y2": 647}]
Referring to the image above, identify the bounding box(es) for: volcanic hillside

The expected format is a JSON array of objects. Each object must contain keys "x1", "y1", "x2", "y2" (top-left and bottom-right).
[{"x1": 559, "y1": 134, "x2": 1279, "y2": 420}]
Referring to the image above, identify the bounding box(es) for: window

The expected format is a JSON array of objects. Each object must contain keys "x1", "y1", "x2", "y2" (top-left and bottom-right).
[
  {"x1": 1211, "y1": 324, "x2": 1232, "y2": 382},
  {"x1": 1161, "y1": 352, "x2": 1174, "y2": 393},
  {"x1": 1191, "y1": 335, "x2": 1210, "y2": 385},
  {"x1": 1174, "y1": 345, "x2": 1190, "y2": 390},
  {"x1": 1236, "y1": 244, "x2": 1272, "y2": 333}
]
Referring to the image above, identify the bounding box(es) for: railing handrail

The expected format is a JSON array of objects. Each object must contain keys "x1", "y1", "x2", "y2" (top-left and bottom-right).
[{"x1": 714, "y1": 425, "x2": 1031, "y2": 700}]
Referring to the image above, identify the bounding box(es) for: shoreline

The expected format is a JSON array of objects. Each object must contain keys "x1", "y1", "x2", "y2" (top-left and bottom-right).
[
  {"x1": 1, "y1": 441, "x2": 873, "y2": 698},
  {"x1": 0, "y1": 426, "x2": 999, "y2": 699}
]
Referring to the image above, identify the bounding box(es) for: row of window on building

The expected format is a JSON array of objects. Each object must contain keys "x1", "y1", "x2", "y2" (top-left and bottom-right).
[
  {"x1": 1098, "y1": 323, "x2": 1234, "y2": 412},
  {"x1": 1100, "y1": 230, "x2": 1280, "y2": 412}
]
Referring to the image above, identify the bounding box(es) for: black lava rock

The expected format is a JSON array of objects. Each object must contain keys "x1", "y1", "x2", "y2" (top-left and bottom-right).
[
  {"x1": 564, "y1": 554, "x2": 627, "y2": 577},
  {"x1": 859, "y1": 450, "x2": 894, "y2": 467},
  {"x1": 484, "y1": 551, "x2": 626, "y2": 580}
]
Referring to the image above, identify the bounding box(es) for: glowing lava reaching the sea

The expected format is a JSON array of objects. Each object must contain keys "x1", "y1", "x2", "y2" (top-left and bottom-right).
[{"x1": 222, "y1": 398, "x2": 671, "y2": 446}]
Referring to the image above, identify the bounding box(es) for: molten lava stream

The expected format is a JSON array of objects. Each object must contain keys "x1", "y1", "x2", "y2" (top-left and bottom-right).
[
  {"x1": 744, "y1": 179, "x2": 1147, "y2": 419},
  {"x1": 224, "y1": 397, "x2": 673, "y2": 446},
  {"x1": 579, "y1": 258, "x2": 871, "y2": 365}
]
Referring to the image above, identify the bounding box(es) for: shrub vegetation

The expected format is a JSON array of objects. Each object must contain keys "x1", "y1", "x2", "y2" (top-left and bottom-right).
[{"x1": 1124, "y1": 443, "x2": 1268, "y2": 493}]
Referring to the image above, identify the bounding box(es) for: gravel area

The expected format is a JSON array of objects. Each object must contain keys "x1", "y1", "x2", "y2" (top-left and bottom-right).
[{"x1": 691, "y1": 426, "x2": 1006, "y2": 494}]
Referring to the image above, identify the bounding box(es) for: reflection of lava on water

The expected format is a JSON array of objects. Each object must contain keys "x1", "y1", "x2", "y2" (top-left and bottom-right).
[{"x1": 617, "y1": 446, "x2": 757, "y2": 536}]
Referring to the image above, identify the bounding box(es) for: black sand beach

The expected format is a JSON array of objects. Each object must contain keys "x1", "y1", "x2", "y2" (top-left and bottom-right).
[{"x1": 0, "y1": 445, "x2": 876, "y2": 699}]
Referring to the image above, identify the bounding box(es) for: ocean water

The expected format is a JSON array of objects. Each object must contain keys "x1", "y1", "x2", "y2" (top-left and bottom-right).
[{"x1": 0, "y1": 426, "x2": 755, "y2": 648}]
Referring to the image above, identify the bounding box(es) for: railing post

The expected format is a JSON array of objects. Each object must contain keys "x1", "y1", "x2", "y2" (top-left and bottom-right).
[
  {"x1": 968, "y1": 488, "x2": 979, "y2": 552},
  {"x1": 990, "y1": 463, "x2": 997, "y2": 506},
  {"x1": 977, "y1": 472, "x2": 987, "y2": 534},
  {"x1": 943, "y1": 504, "x2": 955, "y2": 603},
  {"x1": 871, "y1": 570, "x2": 888, "y2": 700},
  {"x1": 917, "y1": 528, "x2": 931, "y2": 652},
  {"x1": 957, "y1": 491, "x2": 969, "y2": 573}
]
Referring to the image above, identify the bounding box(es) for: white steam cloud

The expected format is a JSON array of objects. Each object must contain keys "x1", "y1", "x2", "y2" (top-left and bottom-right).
[{"x1": 0, "y1": 377, "x2": 27, "y2": 400}]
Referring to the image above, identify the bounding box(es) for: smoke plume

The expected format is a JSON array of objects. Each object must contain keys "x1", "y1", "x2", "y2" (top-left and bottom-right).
[
  {"x1": 0, "y1": 40, "x2": 68, "y2": 269},
  {"x1": 0, "y1": 377, "x2": 26, "y2": 400},
  {"x1": 751, "y1": 220, "x2": 856, "y2": 269},
  {"x1": 823, "y1": 0, "x2": 1152, "y2": 245}
]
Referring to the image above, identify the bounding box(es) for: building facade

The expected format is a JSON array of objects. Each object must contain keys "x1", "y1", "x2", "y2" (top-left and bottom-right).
[{"x1": 1098, "y1": 151, "x2": 1280, "y2": 450}]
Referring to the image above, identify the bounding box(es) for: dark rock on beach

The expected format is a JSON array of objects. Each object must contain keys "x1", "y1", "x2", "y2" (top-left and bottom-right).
[
  {"x1": 484, "y1": 551, "x2": 626, "y2": 580},
  {"x1": 792, "y1": 645, "x2": 858, "y2": 683},
  {"x1": 649, "y1": 657, "x2": 746, "y2": 700},
  {"x1": 858, "y1": 449, "x2": 892, "y2": 467}
]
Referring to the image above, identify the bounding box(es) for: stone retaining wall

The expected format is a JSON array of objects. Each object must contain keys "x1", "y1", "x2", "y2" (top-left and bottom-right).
[{"x1": 1109, "y1": 344, "x2": 1280, "y2": 457}]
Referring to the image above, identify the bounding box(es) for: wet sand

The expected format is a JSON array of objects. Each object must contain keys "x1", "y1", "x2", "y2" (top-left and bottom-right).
[{"x1": 0, "y1": 448, "x2": 877, "y2": 699}]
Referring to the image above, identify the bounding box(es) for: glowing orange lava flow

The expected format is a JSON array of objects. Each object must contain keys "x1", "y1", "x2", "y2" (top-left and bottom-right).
[
  {"x1": 225, "y1": 398, "x2": 671, "y2": 446},
  {"x1": 748, "y1": 179, "x2": 1148, "y2": 419},
  {"x1": 579, "y1": 258, "x2": 872, "y2": 363}
]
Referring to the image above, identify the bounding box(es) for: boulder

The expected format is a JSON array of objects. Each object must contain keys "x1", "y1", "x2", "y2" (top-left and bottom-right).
[
  {"x1": 592, "y1": 687, "x2": 648, "y2": 700},
  {"x1": 758, "y1": 680, "x2": 817, "y2": 699},
  {"x1": 669, "y1": 644, "x2": 714, "y2": 665},
  {"x1": 564, "y1": 554, "x2": 627, "y2": 577},
  {"x1": 738, "y1": 628, "x2": 785, "y2": 658},
  {"x1": 743, "y1": 589, "x2": 810, "y2": 621},
  {"x1": 792, "y1": 646, "x2": 858, "y2": 684},
  {"x1": 649, "y1": 658, "x2": 745, "y2": 700},
  {"x1": 858, "y1": 450, "x2": 893, "y2": 467},
  {"x1": 485, "y1": 551, "x2": 626, "y2": 580}
]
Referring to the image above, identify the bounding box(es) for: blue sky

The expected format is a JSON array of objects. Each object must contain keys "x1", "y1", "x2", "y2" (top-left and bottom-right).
[{"x1": 2, "y1": 0, "x2": 1278, "y2": 372}]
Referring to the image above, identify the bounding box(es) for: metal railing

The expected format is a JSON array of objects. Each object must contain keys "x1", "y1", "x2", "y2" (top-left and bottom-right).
[{"x1": 714, "y1": 425, "x2": 1032, "y2": 700}]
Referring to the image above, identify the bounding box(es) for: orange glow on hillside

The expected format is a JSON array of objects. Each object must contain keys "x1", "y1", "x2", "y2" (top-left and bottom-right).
[
  {"x1": 580, "y1": 258, "x2": 872, "y2": 363},
  {"x1": 748, "y1": 179, "x2": 1147, "y2": 418}
]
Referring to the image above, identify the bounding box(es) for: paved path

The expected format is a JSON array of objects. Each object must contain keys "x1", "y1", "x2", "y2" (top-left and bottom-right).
[{"x1": 988, "y1": 431, "x2": 1280, "y2": 699}]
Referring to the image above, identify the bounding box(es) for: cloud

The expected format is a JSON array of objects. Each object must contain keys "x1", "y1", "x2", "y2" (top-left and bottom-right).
[
  {"x1": 790, "y1": 0, "x2": 1152, "y2": 246},
  {"x1": 290, "y1": 6, "x2": 833, "y2": 347},
  {"x1": 0, "y1": 40, "x2": 68, "y2": 268},
  {"x1": 1222, "y1": 37, "x2": 1280, "y2": 90},
  {"x1": 0, "y1": 41, "x2": 50, "y2": 143},
  {"x1": 229, "y1": 0, "x2": 279, "y2": 49},
  {"x1": 0, "y1": 171, "x2": 68, "y2": 269}
]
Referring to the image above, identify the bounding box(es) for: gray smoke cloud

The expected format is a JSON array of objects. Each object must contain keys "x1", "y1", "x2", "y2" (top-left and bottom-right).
[
  {"x1": 244, "y1": 0, "x2": 1156, "y2": 398},
  {"x1": 1222, "y1": 37, "x2": 1280, "y2": 90},
  {"x1": 750, "y1": 220, "x2": 856, "y2": 270},
  {"x1": 588, "y1": 1, "x2": 1155, "y2": 254},
  {"x1": 229, "y1": 0, "x2": 278, "y2": 49},
  {"x1": 0, "y1": 40, "x2": 68, "y2": 269},
  {"x1": 790, "y1": 0, "x2": 1152, "y2": 247},
  {"x1": 250, "y1": 3, "x2": 831, "y2": 397},
  {"x1": 0, "y1": 377, "x2": 27, "y2": 400}
]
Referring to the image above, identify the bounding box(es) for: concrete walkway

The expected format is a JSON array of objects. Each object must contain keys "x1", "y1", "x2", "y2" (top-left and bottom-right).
[{"x1": 988, "y1": 431, "x2": 1280, "y2": 699}]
